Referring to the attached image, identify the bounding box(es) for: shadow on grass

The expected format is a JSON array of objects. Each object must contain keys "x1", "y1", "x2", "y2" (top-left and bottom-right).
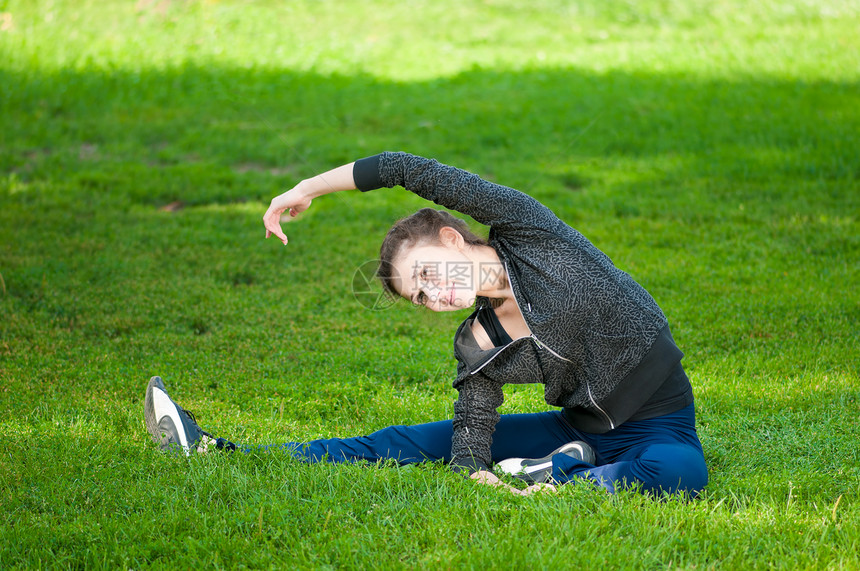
[{"x1": 2, "y1": 64, "x2": 857, "y2": 209}]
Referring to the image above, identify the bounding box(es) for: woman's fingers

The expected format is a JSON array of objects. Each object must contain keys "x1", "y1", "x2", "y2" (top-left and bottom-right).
[
  {"x1": 470, "y1": 470, "x2": 559, "y2": 496},
  {"x1": 263, "y1": 188, "x2": 312, "y2": 245},
  {"x1": 521, "y1": 483, "x2": 557, "y2": 495},
  {"x1": 263, "y1": 209, "x2": 289, "y2": 245}
]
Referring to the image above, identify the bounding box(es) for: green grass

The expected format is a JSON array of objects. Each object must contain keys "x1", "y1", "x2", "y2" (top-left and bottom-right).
[{"x1": 1, "y1": 0, "x2": 858, "y2": 568}]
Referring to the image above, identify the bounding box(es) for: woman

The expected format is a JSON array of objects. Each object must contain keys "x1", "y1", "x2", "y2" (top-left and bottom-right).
[{"x1": 145, "y1": 152, "x2": 708, "y2": 497}]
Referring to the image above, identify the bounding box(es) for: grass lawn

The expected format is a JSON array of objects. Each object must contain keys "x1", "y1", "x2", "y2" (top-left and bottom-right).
[{"x1": 1, "y1": 0, "x2": 858, "y2": 568}]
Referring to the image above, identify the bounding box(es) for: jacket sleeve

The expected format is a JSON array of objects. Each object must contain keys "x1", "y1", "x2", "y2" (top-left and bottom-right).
[
  {"x1": 449, "y1": 369, "x2": 505, "y2": 474},
  {"x1": 354, "y1": 152, "x2": 565, "y2": 239}
]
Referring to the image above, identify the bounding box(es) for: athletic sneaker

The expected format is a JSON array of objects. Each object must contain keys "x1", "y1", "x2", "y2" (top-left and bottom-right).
[
  {"x1": 144, "y1": 376, "x2": 211, "y2": 456},
  {"x1": 495, "y1": 440, "x2": 596, "y2": 484}
]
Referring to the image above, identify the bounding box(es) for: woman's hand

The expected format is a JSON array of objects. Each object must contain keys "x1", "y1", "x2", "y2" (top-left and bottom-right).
[
  {"x1": 470, "y1": 470, "x2": 557, "y2": 496},
  {"x1": 262, "y1": 162, "x2": 358, "y2": 245},
  {"x1": 263, "y1": 184, "x2": 313, "y2": 245}
]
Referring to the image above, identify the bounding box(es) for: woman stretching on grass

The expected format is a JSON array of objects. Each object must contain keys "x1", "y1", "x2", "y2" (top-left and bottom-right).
[{"x1": 144, "y1": 152, "x2": 708, "y2": 497}]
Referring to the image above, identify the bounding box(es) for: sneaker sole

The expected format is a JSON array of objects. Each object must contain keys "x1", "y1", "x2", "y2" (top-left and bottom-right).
[
  {"x1": 144, "y1": 376, "x2": 197, "y2": 456},
  {"x1": 143, "y1": 376, "x2": 165, "y2": 445}
]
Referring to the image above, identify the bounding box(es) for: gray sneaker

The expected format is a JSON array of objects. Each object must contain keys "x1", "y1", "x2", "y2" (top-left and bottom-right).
[
  {"x1": 495, "y1": 441, "x2": 596, "y2": 484},
  {"x1": 144, "y1": 376, "x2": 209, "y2": 456}
]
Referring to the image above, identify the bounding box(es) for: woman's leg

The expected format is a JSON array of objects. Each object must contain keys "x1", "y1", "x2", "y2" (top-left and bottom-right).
[
  {"x1": 550, "y1": 403, "x2": 708, "y2": 497},
  {"x1": 264, "y1": 410, "x2": 579, "y2": 466},
  {"x1": 143, "y1": 375, "x2": 577, "y2": 466},
  {"x1": 268, "y1": 419, "x2": 456, "y2": 465}
]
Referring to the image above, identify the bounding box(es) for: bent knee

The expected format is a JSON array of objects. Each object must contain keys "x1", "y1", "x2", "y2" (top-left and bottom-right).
[{"x1": 637, "y1": 443, "x2": 708, "y2": 497}]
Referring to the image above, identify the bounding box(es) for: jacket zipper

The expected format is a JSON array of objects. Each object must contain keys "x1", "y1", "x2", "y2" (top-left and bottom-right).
[
  {"x1": 533, "y1": 334, "x2": 614, "y2": 429},
  {"x1": 504, "y1": 260, "x2": 532, "y2": 313},
  {"x1": 586, "y1": 383, "x2": 615, "y2": 429},
  {"x1": 469, "y1": 336, "x2": 527, "y2": 374},
  {"x1": 529, "y1": 334, "x2": 570, "y2": 362}
]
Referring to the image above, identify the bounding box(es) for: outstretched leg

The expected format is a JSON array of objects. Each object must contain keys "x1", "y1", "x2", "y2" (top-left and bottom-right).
[
  {"x1": 271, "y1": 419, "x2": 456, "y2": 465},
  {"x1": 272, "y1": 410, "x2": 586, "y2": 466},
  {"x1": 143, "y1": 377, "x2": 575, "y2": 464}
]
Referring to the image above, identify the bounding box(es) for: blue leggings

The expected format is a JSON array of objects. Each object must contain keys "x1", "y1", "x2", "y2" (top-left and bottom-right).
[{"x1": 267, "y1": 403, "x2": 708, "y2": 496}]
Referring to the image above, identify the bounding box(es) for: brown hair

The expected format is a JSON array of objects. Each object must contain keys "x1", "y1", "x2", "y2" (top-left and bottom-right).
[{"x1": 377, "y1": 208, "x2": 488, "y2": 296}]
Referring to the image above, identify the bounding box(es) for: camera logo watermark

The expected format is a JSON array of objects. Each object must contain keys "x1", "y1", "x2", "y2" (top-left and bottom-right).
[{"x1": 351, "y1": 260, "x2": 398, "y2": 311}]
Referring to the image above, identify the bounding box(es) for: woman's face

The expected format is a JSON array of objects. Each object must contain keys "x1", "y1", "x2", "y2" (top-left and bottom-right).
[{"x1": 391, "y1": 241, "x2": 479, "y2": 312}]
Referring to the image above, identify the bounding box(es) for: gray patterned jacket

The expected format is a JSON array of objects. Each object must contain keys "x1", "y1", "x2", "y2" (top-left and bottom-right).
[{"x1": 355, "y1": 152, "x2": 692, "y2": 472}]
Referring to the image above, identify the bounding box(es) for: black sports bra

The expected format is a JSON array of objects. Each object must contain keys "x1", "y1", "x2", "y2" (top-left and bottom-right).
[{"x1": 476, "y1": 304, "x2": 514, "y2": 347}]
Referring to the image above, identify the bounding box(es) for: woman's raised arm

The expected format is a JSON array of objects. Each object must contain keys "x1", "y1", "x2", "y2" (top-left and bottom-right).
[{"x1": 262, "y1": 162, "x2": 357, "y2": 245}]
